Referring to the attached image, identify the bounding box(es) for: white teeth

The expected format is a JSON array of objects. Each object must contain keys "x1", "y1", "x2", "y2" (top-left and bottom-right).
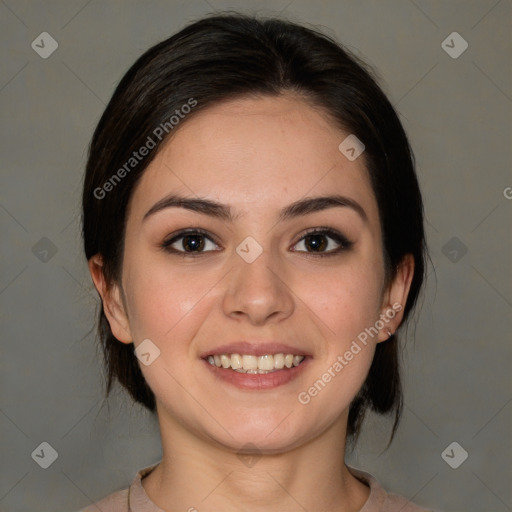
[
  {"x1": 242, "y1": 354, "x2": 258, "y2": 371},
  {"x1": 258, "y1": 354, "x2": 274, "y2": 370},
  {"x1": 231, "y1": 354, "x2": 243, "y2": 369},
  {"x1": 274, "y1": 353, "x2": 285, "y2": 369},
  {"x1": 293, "y1": 355, "x2": 303, "y2": 366},
  {"x1": 207, "y1": 352, "x2": 305, "y2": 372}
]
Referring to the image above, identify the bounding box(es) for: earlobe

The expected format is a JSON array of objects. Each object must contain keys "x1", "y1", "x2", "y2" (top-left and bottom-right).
[
  {"x1": 377, "y1": 254, "x2": 415, "y2": 343},
  {"x1": 88, "y1": 255, "x2": 133, "y2": 344}
]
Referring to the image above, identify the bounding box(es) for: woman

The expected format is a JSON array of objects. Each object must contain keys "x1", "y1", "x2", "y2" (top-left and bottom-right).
[{"x1": 80, "y1": 13, "x2": 432, "y2": 512}]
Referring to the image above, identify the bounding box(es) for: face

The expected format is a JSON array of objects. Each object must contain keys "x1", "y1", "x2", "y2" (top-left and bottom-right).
[{"x1": 92, "y1": 94, "x2": 412, "y2": 453}]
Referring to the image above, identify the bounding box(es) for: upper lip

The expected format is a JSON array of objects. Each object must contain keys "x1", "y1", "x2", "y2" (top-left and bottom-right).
[{"x1": 200, "y1": 341, "x2": 312, "y2": 358}]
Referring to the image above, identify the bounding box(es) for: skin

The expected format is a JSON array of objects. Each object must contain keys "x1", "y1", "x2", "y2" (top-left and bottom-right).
[{"x1": 89, "y1": 94, "x2": 414, "y2": 512}]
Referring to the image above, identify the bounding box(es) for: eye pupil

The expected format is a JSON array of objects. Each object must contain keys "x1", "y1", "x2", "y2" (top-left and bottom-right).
[
  {"x1": 306, "y1": 234, "x2": 327, "y2": 252},
  {"x1": 183, "y1": 234, "x2": 204, "y2": 251}
]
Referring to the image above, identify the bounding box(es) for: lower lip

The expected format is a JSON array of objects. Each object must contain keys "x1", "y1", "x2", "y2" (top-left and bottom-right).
[{"x1": 202, "y1": 357, "x2": 311, "y2": 390}]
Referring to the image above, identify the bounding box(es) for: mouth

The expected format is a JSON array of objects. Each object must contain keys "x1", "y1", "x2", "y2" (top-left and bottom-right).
[
  {"x1": 200, "y1": 341, "x2": 311, "y2": 390},
  {"x1": 201, "y1": 349, "x2": 311, "y2": 390},
  {"x1": 205, "y1": 353, "x2": 306, "y2": 374}
]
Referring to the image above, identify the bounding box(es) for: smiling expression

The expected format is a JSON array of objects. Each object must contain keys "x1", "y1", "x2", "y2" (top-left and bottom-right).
[{"x1": 96, "y1": 93, "x2": 406, "y2": 453}]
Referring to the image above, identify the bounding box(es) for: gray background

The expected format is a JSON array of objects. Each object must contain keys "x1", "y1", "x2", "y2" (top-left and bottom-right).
[{"x1": 1, "y1": 1, "x2": 511, "y2": 511}]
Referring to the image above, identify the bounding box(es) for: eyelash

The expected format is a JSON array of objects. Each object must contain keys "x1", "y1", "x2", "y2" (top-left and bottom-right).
[
  {"x1": 292, "y1": 227, "x2": 354, "y2": 257},
  {"x1": 161, "y1": 227, "x2": 353, "y2": 258}
]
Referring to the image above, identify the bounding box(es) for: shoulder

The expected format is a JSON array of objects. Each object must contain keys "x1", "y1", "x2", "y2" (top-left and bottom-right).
[
  {"x1": 383, "y1": 491, "x2": 433, "y2": 511},
  {"x1": 75, "y1": 461, "x2": 161, "y2": 512},
  {"x1": 77, "y1": 487, "x2": 129, "y2": 512},
  {"x1": 348, "y1": 466, "x2": 435, "y2": 512}
]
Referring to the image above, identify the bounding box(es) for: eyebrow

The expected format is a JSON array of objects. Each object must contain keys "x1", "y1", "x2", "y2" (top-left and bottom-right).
[{"x1": 143, "y1": 193, "x2": 367, "y2": 223}]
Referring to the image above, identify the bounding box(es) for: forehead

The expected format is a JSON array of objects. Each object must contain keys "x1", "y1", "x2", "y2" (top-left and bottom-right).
[{"x1": 128, "y1": 94, "x2": 379, "y2": 225}]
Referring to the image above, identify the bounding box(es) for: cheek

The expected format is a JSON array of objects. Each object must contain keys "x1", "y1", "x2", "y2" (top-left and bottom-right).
[
  {"x1": 299, "y1": 262, "x2": 384, "y2": 343},
  {"x1": 294, "y1": 264, "x2": 383, "y2": 403},
  {"x1": 294, "y1": 266, "x2": 381, "y2": 419},
  {"x1": 121, "y1": 256, "x2": 214, "y2": 343}
]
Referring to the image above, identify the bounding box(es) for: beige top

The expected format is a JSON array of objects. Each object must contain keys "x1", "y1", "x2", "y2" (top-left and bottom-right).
[{"x1": 79, "y1": 462, "x2": 433, "y2": 512}]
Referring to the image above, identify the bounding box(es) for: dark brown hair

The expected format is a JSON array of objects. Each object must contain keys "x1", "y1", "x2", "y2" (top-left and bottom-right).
[{"x1": 82, "y1": 13, "x2": 426, "y2": 446}]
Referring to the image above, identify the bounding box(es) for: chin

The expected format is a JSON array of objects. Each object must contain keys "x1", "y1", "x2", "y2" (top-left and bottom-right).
[{"x1": 209, "y1": 413, "x2": 312, "y2": 454}]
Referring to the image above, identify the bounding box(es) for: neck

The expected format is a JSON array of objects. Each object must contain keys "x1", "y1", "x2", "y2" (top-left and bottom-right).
[{"x1": 142, "y1": 407, "x2": 370, "y2": 512}]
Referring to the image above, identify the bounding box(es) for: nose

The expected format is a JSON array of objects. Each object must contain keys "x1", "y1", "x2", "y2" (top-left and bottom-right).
[{"x1": 222, "y1": 247, "x2": 295, "y2": 326}]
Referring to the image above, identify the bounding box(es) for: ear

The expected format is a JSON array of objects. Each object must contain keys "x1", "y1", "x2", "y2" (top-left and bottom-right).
[
  {"x1": 376, "y1": 253, "x2": 415, "y2": 343},
  {"x1": 88, "y1": 254, "x2": 133, "y2": 344}
]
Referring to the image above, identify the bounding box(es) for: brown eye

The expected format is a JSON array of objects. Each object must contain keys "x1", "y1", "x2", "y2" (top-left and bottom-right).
[
  {"x1": 181, "y1": 234, "x2": 205, "y2": 252},
  {"x1": 292, "y1": 229, "x2": 353, "y2": 256},
  {"x1": 162, "y1": 229, "x2": 220, "y2": 254},
  {"x1": 303, "y1": 233, "x2": 328, "y2": 252}
]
